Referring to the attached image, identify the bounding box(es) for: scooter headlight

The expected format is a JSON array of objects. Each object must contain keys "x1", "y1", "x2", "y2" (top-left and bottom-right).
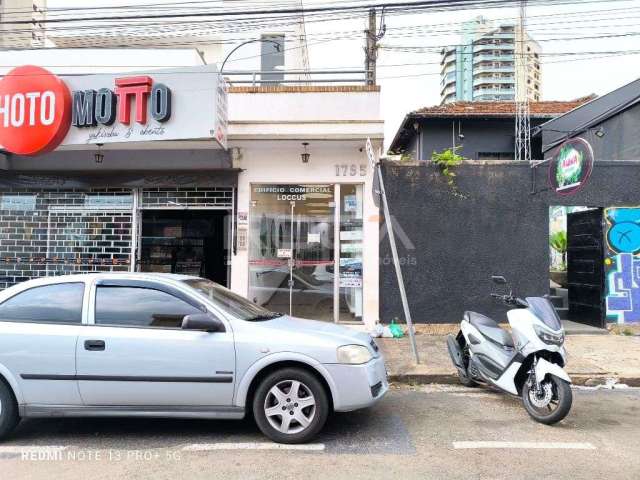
[{"x1": 533, "y1": 324, "x2": 564, "y2": 346}]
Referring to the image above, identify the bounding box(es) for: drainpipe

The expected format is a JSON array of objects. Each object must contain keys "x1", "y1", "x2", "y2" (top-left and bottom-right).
[{"x1": 452, "y1": 121, "x2": 456, "y2": 151}]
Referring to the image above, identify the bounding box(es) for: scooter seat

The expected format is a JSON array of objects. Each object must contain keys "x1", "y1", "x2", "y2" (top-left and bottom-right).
[{"x1": 465, "y1": 311, "x2": 514, "y2": 348}]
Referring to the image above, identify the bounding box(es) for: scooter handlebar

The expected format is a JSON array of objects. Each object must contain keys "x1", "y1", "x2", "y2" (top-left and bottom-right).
[{"x1": 490, "y1": 293, "x2": 529, "y2": 308}]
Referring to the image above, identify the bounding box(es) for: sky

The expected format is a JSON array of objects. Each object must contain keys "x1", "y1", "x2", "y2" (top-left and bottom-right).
[{"x1": 46, "y1": 0, "x2": 640, "y2": 146}]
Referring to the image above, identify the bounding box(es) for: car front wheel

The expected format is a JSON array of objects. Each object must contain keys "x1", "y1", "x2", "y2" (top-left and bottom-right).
[{"x1": 253, "y1": 368, "x2": 329, "y2": 444}]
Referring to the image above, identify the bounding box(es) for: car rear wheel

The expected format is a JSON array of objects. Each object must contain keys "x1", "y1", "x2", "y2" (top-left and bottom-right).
[
  {"x1": 253, "y1": 368, "x2": 329, "y2": 444},
  {"x1": 0, "y1": 381, "x2": 19, "y2": 440}
]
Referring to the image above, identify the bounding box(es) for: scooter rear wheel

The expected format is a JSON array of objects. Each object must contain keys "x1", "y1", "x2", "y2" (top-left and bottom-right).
[
  {"x1": 458, "y1": 345, "x2": 478, "y2": 388},
  {"x1": 522, "y1": 375, "x2": 572, "y2": 425}
]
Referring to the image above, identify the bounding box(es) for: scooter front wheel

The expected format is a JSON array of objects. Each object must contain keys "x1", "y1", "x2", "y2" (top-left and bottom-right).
[{"x1": 522, "y1": 375, "x2": 572, "y2": 425}]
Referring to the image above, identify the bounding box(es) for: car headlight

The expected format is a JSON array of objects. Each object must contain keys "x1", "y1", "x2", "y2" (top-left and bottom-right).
[
  {"x1": 337, "y1": 344, "x2": 372, "y2": 364},
  {"x1": 533, "y1": 324, "x2": 564, "y2": 346}
]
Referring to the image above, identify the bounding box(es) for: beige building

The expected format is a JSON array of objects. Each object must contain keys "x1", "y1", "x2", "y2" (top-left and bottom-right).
[
  {"x1": 0, "y1": 0, "x2": 46, "y2": 48},
  {"x1": 47, "y1": 0, "x2": 309, "y2": 76}
]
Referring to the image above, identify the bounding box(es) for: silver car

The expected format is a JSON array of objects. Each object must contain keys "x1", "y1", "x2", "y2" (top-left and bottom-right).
[{"x1": 0, "y1": 273, "x2": 387, "y2": 444}]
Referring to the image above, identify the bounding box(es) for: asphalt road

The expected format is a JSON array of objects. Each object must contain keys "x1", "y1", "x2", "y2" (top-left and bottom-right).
[{"x1": 2, "y1": 384, "x2": 639, "y2": 480}]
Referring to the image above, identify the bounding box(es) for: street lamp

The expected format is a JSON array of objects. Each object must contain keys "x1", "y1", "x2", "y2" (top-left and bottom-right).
[{"x1": 220, "y1": 39, "x2": 282, "y2": 73}]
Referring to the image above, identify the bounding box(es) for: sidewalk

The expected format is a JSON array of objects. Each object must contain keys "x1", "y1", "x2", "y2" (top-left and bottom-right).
[{"x1": 378, "y1": 328, "x2": 640, "y2": 386}]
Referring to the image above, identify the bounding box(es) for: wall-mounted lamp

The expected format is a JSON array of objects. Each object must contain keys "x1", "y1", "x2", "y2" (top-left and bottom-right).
[
  {"x1": 301, "y1": 142, "x2": 310, "y2": 163},
  {"x1": 94, "y1": 143, "x2": 104, "y2": 164},
  {"x1": 594, "y1": 126, "x2": 605, "y2": 138}
]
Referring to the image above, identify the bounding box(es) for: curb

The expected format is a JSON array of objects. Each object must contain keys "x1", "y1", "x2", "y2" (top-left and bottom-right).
[{"x1": 389, "y1": 373, "x2": 640, "y2": 387}]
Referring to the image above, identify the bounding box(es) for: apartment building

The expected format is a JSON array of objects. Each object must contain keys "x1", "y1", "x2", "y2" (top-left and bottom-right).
[{"x1": 440, "y1": 16, "x2": 541, "y2": 104}]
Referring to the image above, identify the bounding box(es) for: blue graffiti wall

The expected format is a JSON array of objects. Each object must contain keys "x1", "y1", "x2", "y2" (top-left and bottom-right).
[{"x1": 605, "y1": 207, "x2": 640, "y2": 324}]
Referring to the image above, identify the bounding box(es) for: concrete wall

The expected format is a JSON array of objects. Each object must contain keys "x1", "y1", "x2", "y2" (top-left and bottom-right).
[{"x1": 379, "y1": 161, "x2": 640, "y2": 324}]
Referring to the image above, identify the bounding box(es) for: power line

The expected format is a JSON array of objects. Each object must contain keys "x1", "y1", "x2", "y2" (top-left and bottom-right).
[{"x1": 0, "y1": 0, "x2": 614, "y2": 25}]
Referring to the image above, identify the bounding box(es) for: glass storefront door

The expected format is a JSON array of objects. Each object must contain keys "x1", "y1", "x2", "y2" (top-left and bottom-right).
[
  {"x1": 338, "y1": 184, "x2": 364, "y2": 322},
  {"x1": 249, "y1": 184, "x2": 363, "y2": 323}
]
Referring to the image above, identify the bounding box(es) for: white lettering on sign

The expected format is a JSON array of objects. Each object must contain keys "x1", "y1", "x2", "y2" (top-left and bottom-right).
[
  {"x1": 41, "y1": 91, "x2": 56, "y2": 125},
  {"x1": 10, "y1": 93, "x2": 24, "y2": 127},
  {"x1": 0, "y1": 91, "x2": 56, "y2": 128}
]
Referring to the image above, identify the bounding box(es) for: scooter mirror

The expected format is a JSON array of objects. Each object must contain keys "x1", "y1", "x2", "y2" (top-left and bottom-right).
[{"x1": 491, "y1": 275, "x2": 507, "y2": 285}]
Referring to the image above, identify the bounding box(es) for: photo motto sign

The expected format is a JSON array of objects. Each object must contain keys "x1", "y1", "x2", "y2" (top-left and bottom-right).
[
  {"x1": 0, "y1": 65, "x2": 72, "y2": 155},
  {"x1": 0, "y1": 64, "x2": 228, "y2": 156}
]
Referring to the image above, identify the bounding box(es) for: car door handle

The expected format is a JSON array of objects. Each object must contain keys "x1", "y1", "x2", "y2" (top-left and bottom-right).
[{"x1": 84, "y1": 340, "x2": 106, "y2": 351}]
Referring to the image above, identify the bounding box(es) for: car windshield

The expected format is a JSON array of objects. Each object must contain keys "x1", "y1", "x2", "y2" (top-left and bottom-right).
[
  {"x1": 526, "y1": 297, "x2": 562, "y2": 331},
  {"x1": 183, "y1": 278, "x2": 282, "y2": 322}
]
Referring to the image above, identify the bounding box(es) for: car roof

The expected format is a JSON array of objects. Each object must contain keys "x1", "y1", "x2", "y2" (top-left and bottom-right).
[{"x1": 6, "y1": 272, "x2": 202, "y2": 289}]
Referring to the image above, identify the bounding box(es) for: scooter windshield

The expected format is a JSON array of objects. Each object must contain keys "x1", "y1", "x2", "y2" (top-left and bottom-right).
[{"x1": 525, "y1": 297, "x2": 562, "y2": 331}]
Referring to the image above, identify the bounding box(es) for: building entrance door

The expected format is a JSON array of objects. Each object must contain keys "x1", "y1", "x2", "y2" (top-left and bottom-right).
[
  {"x1": 138, "y1": 210, "x2": 228, "y2": 286},
  {"x1": 249, "y1": 184, "x2": 364, "y2": 323},
  {"x1": 249, "y1": 185, "x2": 336, "y2": 321},
  {"x1": 567, "y1": 208, "x2": 605, "y2": 328}
]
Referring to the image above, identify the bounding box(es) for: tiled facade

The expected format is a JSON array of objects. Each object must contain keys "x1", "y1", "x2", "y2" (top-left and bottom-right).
[
  {"x1": 141, "y1": 187, "x2": 233, "y2": 209},
  {"x1": 0, "y1": 187, "x2": 234, "y2": 289}
]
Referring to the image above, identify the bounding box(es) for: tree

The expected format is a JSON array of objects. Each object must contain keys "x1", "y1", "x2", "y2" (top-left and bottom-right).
[{"x1": 549, "y1": 231, "x2": 567, "y2": 270}]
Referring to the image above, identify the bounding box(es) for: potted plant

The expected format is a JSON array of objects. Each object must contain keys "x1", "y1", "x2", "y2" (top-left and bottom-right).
[{"x1": 549, "y1": 231, "x2": 568, "y2": 287}]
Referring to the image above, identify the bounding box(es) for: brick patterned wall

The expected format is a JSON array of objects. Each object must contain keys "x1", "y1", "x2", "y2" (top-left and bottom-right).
[
  {"x1": 0, "y1": 189, "x2": 133, "y2": 289},
  {"x1": 141, "y1": 187, "x2": 233, "y2": 208}
]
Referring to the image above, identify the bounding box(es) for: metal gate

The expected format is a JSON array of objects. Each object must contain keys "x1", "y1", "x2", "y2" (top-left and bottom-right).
[{"x1": 567, "y1": 208, "x2": 605, "y2": 328}]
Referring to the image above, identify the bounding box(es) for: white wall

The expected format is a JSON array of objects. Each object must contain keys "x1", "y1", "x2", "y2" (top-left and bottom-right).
[
  {"x1": 227, "y1": 88, "x2": 382, "y2": 327},
  {"x1": 229, "y1": 91, "x2": 381, "y2": 122}
]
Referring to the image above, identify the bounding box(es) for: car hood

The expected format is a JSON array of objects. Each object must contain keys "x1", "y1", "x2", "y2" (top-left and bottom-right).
[{"x1": 261, "y1": 315, "x2": 372, "y2": 347}]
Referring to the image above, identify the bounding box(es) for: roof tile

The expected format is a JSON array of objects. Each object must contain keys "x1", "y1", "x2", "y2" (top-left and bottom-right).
[{"x1": 412, "y1": 95, "x2": 595, "y2": 117}]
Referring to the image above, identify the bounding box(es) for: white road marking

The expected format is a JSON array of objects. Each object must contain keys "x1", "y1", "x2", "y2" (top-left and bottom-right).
[
  {"x1": 0, "y1": 446, "x2": 69, "y2": 454},
  {"x1": 453, "y1": 441, "x2": 596, "y2": 450},
  {"x1": 182, "y1": 442, "x2": 326, "y2": 452}
]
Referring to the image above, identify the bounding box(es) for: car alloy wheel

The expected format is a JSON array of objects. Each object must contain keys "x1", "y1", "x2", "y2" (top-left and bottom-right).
[
  {"x1": 253, "y1": 368, "x2": 329, "y2": 444},
  {"x1": 264, "y1": 380, "x2": 316, "y2": 434}
]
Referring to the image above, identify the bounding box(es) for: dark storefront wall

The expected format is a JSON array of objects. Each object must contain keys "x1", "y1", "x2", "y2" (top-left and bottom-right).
[
  {"x1": 0, "y1": 146, "x2": 237, "y2": 289},
  {"x1": 413, "y1": 118, "x2": 548, "y2": 161},
  {"x1": 379, "y1": 161, "x2": 640, "y2": 324},
  {"x1": 0, "y1": 175, "x2": 235, "y2": 289}
]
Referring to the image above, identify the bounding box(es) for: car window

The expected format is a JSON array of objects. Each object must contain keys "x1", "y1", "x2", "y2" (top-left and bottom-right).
[
  {"x1": 94, "y1": 286, "x2": 202, "y2": 328},
  {"x1": 0, "y1": 283, "x2": 85, "y2": 324},
  {"x1": 183, "y1": 278, "x2": 282, "y2": 321}
]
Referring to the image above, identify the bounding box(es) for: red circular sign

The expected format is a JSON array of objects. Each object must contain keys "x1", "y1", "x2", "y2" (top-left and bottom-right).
[{"x1": 0, "y1": 65, "x2": 71, "y2": 155}]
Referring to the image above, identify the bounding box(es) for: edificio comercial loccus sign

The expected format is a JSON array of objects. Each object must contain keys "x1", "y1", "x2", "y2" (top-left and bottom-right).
[
  {"x1": 0, "y1": 64, "x2": 228, "y2": 156},
  {"x1": 548, "y1": 137, "x2": 594, "y2": 196}
]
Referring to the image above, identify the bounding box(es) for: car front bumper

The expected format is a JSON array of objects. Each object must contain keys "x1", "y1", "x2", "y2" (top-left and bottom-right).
[{"x1": 323, "y1": 354, "x2": 389, "y2": 412}]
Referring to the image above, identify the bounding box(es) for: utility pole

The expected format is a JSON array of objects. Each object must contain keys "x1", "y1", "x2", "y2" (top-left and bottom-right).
[
  {"x1": 515, "y1": 0, "x2": 531, "y2": 163},
  {"x1": 364, "y1": 8, "x2": 377, "y2": 86}
]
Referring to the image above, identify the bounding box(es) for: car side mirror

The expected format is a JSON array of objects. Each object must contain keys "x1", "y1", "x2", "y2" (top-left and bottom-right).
[
  {"x1": 181, "y1": 313, "x2": 225, "y2": 333},
  {"x1": 491, "y1": 275, "x2": 507, "y2": 285}
]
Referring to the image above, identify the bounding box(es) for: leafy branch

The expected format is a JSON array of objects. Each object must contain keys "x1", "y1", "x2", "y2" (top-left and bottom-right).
[{"x1": 431, "y1": 146, "x2": 465, "y2": 195}]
